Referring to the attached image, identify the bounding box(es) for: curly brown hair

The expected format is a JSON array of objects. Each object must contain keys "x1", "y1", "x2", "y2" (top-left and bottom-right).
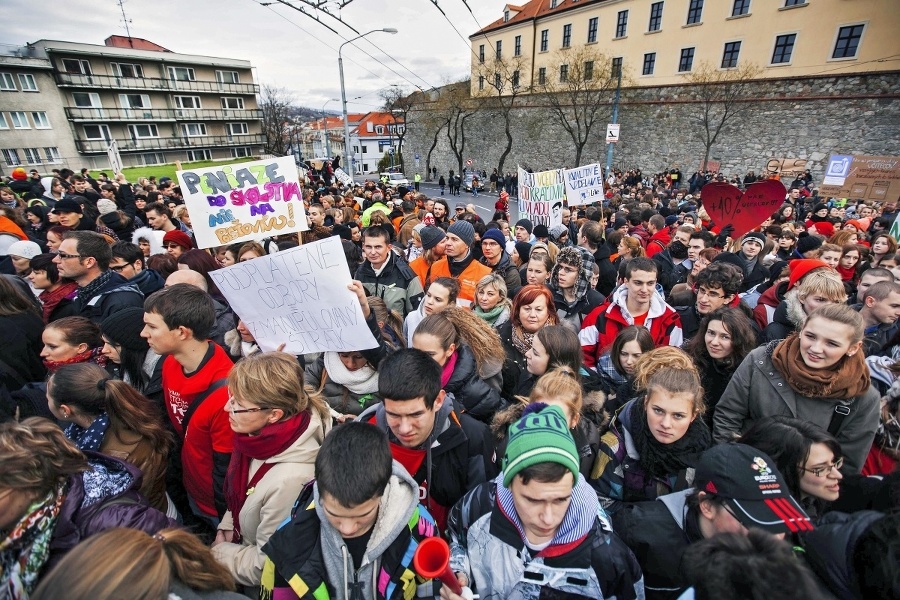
[{"x1": 0, "y1": 417, "x2": 88, "y2": 497}]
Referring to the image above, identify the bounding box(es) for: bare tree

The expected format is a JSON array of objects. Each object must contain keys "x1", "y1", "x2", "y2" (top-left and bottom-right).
[
  {"x1": 413, "y1": 91, "x2": 451, "y2": 180},
  {"x1": 473, "y1": 53, "x2": 529, "y2": 175},
  {"x1": 536, "y1": 46, "x2": 621, "y2": 166},
  {"x1": 380, "y1": 85, "x2": 418, "y2": 172},
  {"x1": 682, "y1": 61, "x2": 763, "y2": 170},
  {"x1": 441, "y1": 81, "x2": 478, "y2": 174},
  {"x1": 259, "y1": 84, "x2": 295, "y2": 156}
]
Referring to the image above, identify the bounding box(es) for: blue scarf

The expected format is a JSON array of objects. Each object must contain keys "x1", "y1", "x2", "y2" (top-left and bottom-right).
[{"x1": 64, "y1": 412, "x2": 110, "y2": 452}]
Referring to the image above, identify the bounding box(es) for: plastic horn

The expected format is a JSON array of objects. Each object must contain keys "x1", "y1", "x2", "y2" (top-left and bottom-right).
[{"x1": 413, "y1": 537, "x2": 463, "y2": 595}]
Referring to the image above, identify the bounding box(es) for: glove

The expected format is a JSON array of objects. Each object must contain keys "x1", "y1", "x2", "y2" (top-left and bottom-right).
[{"x1": 714, "y1": 224, "x2": 734, "y2": 248}]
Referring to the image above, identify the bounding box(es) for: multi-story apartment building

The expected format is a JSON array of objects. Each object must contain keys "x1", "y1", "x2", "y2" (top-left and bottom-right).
[
  {"x1": 0, "y1": 35, "x2": 264, "y2": 172},
  {"x1": 470, "y1": 0, "x2": 897, "y2": 94},
  {"x1": 350, "y1": 112, "x2": 406, "y2": 174}
]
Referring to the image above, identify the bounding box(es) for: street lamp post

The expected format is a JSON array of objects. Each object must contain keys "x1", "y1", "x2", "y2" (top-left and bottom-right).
[{"x1": 339, "y1": 28, "x2": 398, "y2": 181}]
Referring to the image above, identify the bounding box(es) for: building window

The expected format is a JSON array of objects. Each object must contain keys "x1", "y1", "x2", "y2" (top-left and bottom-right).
[
  {"x1": 721, "y1": 41, "x2": 741, "y2": 68},
  {"x1": 129, "y1": 124, "x2": 160, "y2": 138},
  {"x1": 2, "y1": 149, "x2": 21, "y2": 166},
  {"x1": 181, "y1": 123, "x2": 208, "y2": 137},
  {"x1": 504, "y1": 9, "x2": 510, "y2": 22},
  {"x1": 732, "y1": 0, "x2": 750, "y2": 16},
  {"x1": 588, "y1": 17, "x2": 598, "y2": 43},
  {"x1": 559, "y1": 64, "x2": 568, "y2": 83},
  {"x1": 514, "y1": 35, "x2": 522, "y2": 56},
  {"x1": 611, "y1": 57, "x2": 623, "y2": 77},
  {"x1": 187, "y1": 149, "x2": 212, "y2": 161},
  {"x1": 44, "y1": 147, "x2": 61, "y2": 163},
  {"x1": 361, "y1": 146, "x2": 368, "y2": 154},
  {"x1": 138, "y1": 153, "x2": 165, "y2": 166},
  {"x1": 18, "y1": 74, "x2": 37, "y2": 91},
  {"x1": 494, "y1": 73, "x2": 502, "y2": 89},
  {"x1": 23, "y1": 148, "x2": 42, "y2": 164},
  {"x1": 119, "y1": 94, "x2": 151, "y2": 109},
  {"x1": 833, "y1": 24, "x2": 864, "y2": 59},
  {"x1": 649, "y1": 2, "x2": 664, "y2": 31},
  {"x1": 10, "y1": 112, "x2": 29, "y2": 129},
  {"x1": 0, "y1": 73, "x2": 15, "y2": 90},
  {"x1": 687, "y1": 0, "x2": 703, "y2": 24},
  {"x1": 228, "y1": 122, "x2": 250, "y2": 135},
  {"x1": 512, "y1": 70, "x2": 520, "y2": 88},
  {"x1": 479, "y1": 45, "x2": 485, "y2": 63},
  {"x1": 222, "y1": 97, "x2": 245, "y2": 110},
  {"x1": 584, "y1": 61, "x2": 594, "y2": 81},
  {"x1": 62, "y1": 59, "x2": 91, "y2": 75},
  {"x1": 0, "y1": 114, "x2": 7, "y2": 129},
  {"x1": 616, "y1": 10, "x2": 628, "y2": 37},
  {"x1": 550, "y1": 0, "x2": 558, "y2": 7},
  {"x1": 168, "y1": 67, "x2": 196, "y2": 81},
  {"x1": 73, "y1": 92, "x2": 101, "y2": 107},
  {"x1": 540, "y1": 30, "x2": 549, "y2": 52},
  {"x1": 538, "y1": 67, "x2": 546, "y2": 85},
  {"x1": 679, "y1": 47, "x2": 695, "y2": 72},
  {"x1": 562, "y1": 24, "x2": 572, "y2": 48},
  {"x1": 232, "y1": 147, "x2": 252, "y2": 159},
  {"x1": 772, "y1": 34, "x2": 796, "y2": 64},
  {"x1": 784, "y1": 0, "x2": 805, "y2": 5},
  {"x1": 175, "y1": 96, "x2": 202, "y2": 109},
  {"x1": 83, "y1": 124, "x2": 111, "y2": 140},
  {"x1": 642, "y1": 52, "x2": 656, "y2": 75},
  {"x1": 478, "y1": 76, "x2": 484, "y2": 91},
  {"x1": 31, "y1": 112, "x2": 50, "y2": 129},
  {"x1": 495, "y1": 40, "x2": 502, "y2": 60},
  {"x1": 216, "y1": 70, "x2": 240, "y2": 84},
  {"x1": 111, "y1": 63, "x2": 144, "y2": 78}
]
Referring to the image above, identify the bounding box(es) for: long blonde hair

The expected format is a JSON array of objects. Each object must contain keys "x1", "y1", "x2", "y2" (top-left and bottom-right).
[{"x1": 414, "y1": 306, "x2": 505, "y2": 378}]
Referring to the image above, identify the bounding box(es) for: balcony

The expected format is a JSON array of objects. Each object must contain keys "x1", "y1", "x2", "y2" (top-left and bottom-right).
[
  {"x1": 65, "y1": 107, "x2": 263, "y2": 122},
  {"x1": 74, "y1": 134, "x2": 265, "y2": 153},
  {"x1": 54, "y1": 72, "x2": 260, "y2": 95}
]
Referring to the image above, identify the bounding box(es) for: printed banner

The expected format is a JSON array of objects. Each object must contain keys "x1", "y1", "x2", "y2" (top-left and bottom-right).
[
  {"x1": 334, "y1": 168, "x2": 353, "y2": 186},
  {"x1": 819, "y1": 155, "x2": 900, "y2": 202},
  {"x1": 209, "y1": 236, "x2": 378, "y2": 354},
  {"x1": 517, "y1": 167, "x2": 564, "y2": 228},
  {"x1": 177, "y1": 156, "x2": 308, "y2": 249},
  {"x1": 563, "y1": 163, "x2": 605, "y2": 206}
]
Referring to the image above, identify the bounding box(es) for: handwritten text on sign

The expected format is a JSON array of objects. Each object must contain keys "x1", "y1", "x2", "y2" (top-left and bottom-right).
[
  {"x1": 563, "y1": 163, "x2": 605, "y2": 207},
  {"x1": 177, "y1": 156, "x2": 308, "y2": 249},
  {"x1": 702, "y1": 179, "x2": 786, "y2": 239},
  {"x1": 209, "y1": 236, "x2": 377, "y2": 354},
  {"x1": 517, "y1": 167, "x2": 564, "y2": 228}
]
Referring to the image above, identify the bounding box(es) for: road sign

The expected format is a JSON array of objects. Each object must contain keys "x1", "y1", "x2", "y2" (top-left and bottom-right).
[
  {"x1": 414, "y1": 153, "x2": 420, "y2": 160},
  {"x1": 606, "y1": 124, "x2": 620, "y2": 143},
  {"x1": 466, "y1": 158, "x2": 473, "y2": 166},
  {"x1": 389, "y1": 147, "x2": 394, "y2": 155}
]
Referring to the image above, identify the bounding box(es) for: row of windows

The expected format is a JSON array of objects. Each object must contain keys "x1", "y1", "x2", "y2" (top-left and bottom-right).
[
  {"x1": 70, "y1": 92, "x2": 247, "y2": 111},
  {"x1": 0, "y1": 111, "x2": 51, "y2": 130},
  {"x1": 1, "y1": 147, "x2": 61, "y2": 166},
  {"x1": 0, "y1": 72, "x2": 38, "y2": 92},
  {"x1": 60, "y1": 58, "x2": 242, "y2": 83},
  {"x1": 79, "y1": 122, "x2": 251, "y2": 140}
]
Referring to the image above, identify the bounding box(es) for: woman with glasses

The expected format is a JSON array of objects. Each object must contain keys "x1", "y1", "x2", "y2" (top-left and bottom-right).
[{"x1": 211, "y1": 352, "x2": 331, "y2": 593}]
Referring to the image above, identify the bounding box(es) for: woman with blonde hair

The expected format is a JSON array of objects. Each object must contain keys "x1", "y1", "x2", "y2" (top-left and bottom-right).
[
  {"x1": 32, "y1": 527, "x2": 244, "y2": 600},
  {"x1": 211, "y1": 352, "x2": 331, "y2": 590},
  {"x1": 762, "y1": 269, "x2": 847, "y2": 342},
  {"x1": 614, "y1": 236, "x2": 645, "y2": 272},
  {"x1": 473, "y1": 272, "x2": 512, "y2": 328}
]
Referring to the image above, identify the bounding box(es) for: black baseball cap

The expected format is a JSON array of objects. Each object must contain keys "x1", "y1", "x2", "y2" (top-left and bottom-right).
[
  {"x1": 52, "y1": 198, "x2": 83, "y2": 215},
  {"x1": 694, "y1": 444, "x2": 813, "y2": 534}
]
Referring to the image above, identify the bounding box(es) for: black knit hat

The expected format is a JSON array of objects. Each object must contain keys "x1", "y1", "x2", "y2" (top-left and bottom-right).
[
  {"x1": 796, "y1": 233, "x2": 823, "y2": 255},
  {"x1": 419, "y1": 226, "x2": 446, "y2": 251},
  {"x1": 100, "y1": 307, "x2": 150, "y2": 352}
]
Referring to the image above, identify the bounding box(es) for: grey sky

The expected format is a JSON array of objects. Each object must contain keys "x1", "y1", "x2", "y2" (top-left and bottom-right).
[{"x1": 0, "y1": 0, "x2": 507, "y2": 111}]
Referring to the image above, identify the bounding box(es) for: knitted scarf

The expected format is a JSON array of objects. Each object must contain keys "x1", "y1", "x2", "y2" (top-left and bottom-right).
[
  {"x1": 323, "y1": 351, "x2": 379, "y2": 395},
  {"x1": 738, "y1": 250, "x2": 758, "y2": 277},
  {"x1": 511, "y1": 317, "x2": 557, "y2": 356},
  {"x1": 43, "y1": 347, "x2": 107, "y2": 373},
  {"x1": 0, "y1": 482, "x2": 66, "y2": 599},
  {"x1": 771, "y1": 333, "x2": 870, "y2": 399},
  {"x1": 225, "y1": 411, "x2": 311, "y2": 542},
  {"x1": 474, "y1": 303, "x2": 506, "y2": 325},
  {"x1": 75, "y1": 269, "x2": 115, "y2": 306},
  {"x1": 632, "y1": 400, "x2": 711, "y2": 479},
  {"x1": 38, "y1": 282, "x2": 78, "y2": 324},
  {"x1": 64, "y1": 412, "x2": 110, "y2": 452}
]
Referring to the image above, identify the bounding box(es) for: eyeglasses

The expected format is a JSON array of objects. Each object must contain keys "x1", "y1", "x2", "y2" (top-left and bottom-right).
[
  {"x1": 696, "y1": 287, "x2": 725, "y2": 300},
  {"x1": 802, "y1": 457, "x2": 844, "y2": 478},
  {"x1": 109, "y1": 263, "x2": 131, "y2": 272},
  {"x1": 56, "y1": 252, "x2": 83, "y2": 260},
  {"x1": 226, "y1": 396, "x2": 270, "y2": 415}
]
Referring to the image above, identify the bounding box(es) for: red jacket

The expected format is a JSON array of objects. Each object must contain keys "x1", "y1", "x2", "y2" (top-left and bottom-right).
[{"x1": 645, "y1": 229, "x2": 671, "y2": 257}]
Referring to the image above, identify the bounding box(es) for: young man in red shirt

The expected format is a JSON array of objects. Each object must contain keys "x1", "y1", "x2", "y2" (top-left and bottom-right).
[{"x1": 142, "y1": 283, "x2": 233, "y2": 531}]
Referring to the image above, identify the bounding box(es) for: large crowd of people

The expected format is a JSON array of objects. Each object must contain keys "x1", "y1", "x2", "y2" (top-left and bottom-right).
[{"x1": 0, "y1": 162, "x2": 898, "y2": 600}]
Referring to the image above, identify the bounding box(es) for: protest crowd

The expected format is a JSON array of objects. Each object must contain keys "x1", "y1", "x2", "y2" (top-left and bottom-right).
[{"x1": 0, "y1": 159, "x2": 898, "y2": 600}]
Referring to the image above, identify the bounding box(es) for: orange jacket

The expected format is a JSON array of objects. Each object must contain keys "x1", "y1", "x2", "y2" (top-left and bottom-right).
[{"x1": 428, "y1": 257, "x2": 491, "y2": 306}]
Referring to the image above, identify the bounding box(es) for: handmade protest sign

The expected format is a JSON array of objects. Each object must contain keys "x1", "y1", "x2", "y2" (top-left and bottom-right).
[
  {"x1": 517, "y1": 167, "x2": 564, "y2": 228},
  {"x1": 334, "y1": 168, "x2": 353, "y2": 186},
  {"x1": 208, "y1": 236, "x2": 377, "y2": 354},
  {"x1": 819, "y1": 155, "x2": 900, "y2": 202},
  {"x1": 177, "y1": 156, "x2": 308, "y2": 249},
  {"x1": 563, "y1": 163, "x2": 605, "y2": 207},
  {"x1": 702, "y1": 179, "x2": 786, "y2": 238}
]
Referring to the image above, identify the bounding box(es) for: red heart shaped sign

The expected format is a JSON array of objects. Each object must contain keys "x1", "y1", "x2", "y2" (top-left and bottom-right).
[{"x1": 701, "y1": 179, "x2": 787, "y2": 238}]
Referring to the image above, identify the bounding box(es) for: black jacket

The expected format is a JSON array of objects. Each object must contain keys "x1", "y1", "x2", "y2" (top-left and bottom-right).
[
  {"x1": 0, "y1": 312, "x2": 46, "y2": 390},
  {"x1": 652, "y1": 250, "x2": 690, "y2": 294},
  {"x1": 444, "y1": 343, "x2": 504, "y2": 422},
  {"x1": 675, "y1": 303, "x2": 702, "y2": 343},
  {"x1": 480, "y1": 251, "x2": 521, "y2": 297},
  {"x1": 74, "y1": 273, "x2": 145, "y2": 323},
  {"x1": 497, "y1": 320, "x2": 527, "y2": 401},
  {"x1": 355, "y1": 253, "x2": 424, "y2": 317},
  {"x1": 594, "y1": 242, "x2": 619, "y2": 297},
  {"x1": 129, "y1": 268, "x2": 165, "y2": 298},
  {"x1": 553, "y1": 287, "x2": 605, "y2": 332}
]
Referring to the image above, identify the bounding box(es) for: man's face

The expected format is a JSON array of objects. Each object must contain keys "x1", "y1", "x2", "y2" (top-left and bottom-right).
[
  {"x1": 73, "y1": 180, "x2": 88, "y2": 193},
  {"x1": 625, "y1": 269, "x2": 657, "y2": 306},
  {"x1": 363, "y1": 234, "x2": 389, "y2": 268},
  {"x1": 561, "y1": 209, "x2": 571, "y2": 225},
  {"x1": 514, "y1": 226, "x2": 530, "y2": 242},
  {"x1": 481, "y1": 238, "x2": 502, "y2": 263},
  {"x1": 161, "y1": 186, "x2": 175, "y2": 197},
  {"x1": 53, "y1": 239, "x2": 89, "y2": 280},
  {"x1": 696, "y1": 285, "x2": 733, "y2": 315},
  {"x1": 741, "y1": 240, "x2": 762, "y2": 259},
  {"x1": 884, "y1": 202, "x2": 897, "y2": 214},
  {"x1": 687, "y1": 239, "x2": 706, "y2": 261},
  {"x1": 425, "y1": 200, "x2": 434, "y2": 213},
  {"x1": 383, "y1": 393, "x2": 443, "y2": 449},
  {"x1": 100, "y1": 188, "x2": 116, "y2": 200},
  {"x1": 857, "y1": 275, "x2": 891, "y2": 303},
  {"x1": 109, "y1": 256, "x2": 140, "y2": 279},
  {"x1": 145, "y1": 210, "x2": 166, "y2": 230},
  {"x1": 140, "y1": 311, "x2": 181, "y2": 355},
  {"x1": 789, "y1": 189, "x2": 800, "y2": 201},
  {"x1": 432, "y1": 203, "x2": 446, "y2": 219},
  {"x1": 319, "y1": 492, "x2": 381, "y2": 540},
  {"x1": 444, "y1": 232, "x2": 468, "y2": 259},
  {"x1": 509, "y1": 470, "x2": 574, "y2": 546},
  {"x1": 673, "y1": 231, "x2": 690, "y2": 247},
  {"x1": 309, "y1": 207, "x2": 325, "y2": 227},
  {"x1": 868, "y1": 291, "x2": 900, "y2": 325},
  {"x1": 556, "y1": 262, "x2": 579, "y2": 290}
]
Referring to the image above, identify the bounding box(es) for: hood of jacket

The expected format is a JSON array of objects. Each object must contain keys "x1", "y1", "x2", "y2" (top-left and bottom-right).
[
  {"x1": 131, "y1": 226, "x2": 165, "y2": 257},
  {"x1": 802, "y1": 510, "x2": 884, "y2": 600},
  {"x1": 608, "y1": 282, "x2": 670, "y2": 323},
  {"x1": 130, "y1": 268, "x2": 164, "y2": 297},
  {"x1": 358, "y1": 393, "x2": 466, "y2": 458}
]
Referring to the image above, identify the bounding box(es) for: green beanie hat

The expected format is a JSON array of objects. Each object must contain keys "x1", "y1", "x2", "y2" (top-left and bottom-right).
[{"x1": 502, "y1": 403, "x2": 580, "y2": 487}]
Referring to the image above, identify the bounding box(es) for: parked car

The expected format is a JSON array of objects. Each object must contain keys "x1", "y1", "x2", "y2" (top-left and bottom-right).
[
  {"x1": 463, "y1": 171, "x2": 484, "y2": 191},
  {"x1": 380, "y1": 172, "x2": 410, "y2": 187}
]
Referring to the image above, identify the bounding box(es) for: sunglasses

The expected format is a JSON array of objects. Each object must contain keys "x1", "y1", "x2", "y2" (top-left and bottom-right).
[{"x1": 165, "y1": 243, "x2": 183, "y2": 249}]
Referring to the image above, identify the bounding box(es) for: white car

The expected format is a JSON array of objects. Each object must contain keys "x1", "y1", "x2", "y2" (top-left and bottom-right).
[{"x1": 380, "y1": 172, "x2": 410, "y2": 187}]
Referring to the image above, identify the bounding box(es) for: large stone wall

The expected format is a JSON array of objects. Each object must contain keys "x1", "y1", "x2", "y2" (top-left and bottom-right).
[{"x1": 406, "y1": 72, "x2": 900, "y2": 182}]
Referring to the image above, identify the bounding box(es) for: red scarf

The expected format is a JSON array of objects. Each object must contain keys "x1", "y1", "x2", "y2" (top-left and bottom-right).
[
  {"x1": 38, "y1": 282, "x2": 78, "y2": 324},
  {"x1": 836, "y1": 264, "x2": 857, "y2": 283},
  {"x1": 225, "y1": 411, "x2": 311, "y2": 541},
  {"x1": 43, "y1": 347, "x2": 107, "y2": 372}
]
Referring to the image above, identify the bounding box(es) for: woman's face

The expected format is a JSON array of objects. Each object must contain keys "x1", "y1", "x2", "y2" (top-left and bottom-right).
[
  {"x1": 240, "y1": 250, "x2": 261, "y2": 262},
  {"x1": 500, "y1": 222, "x2": 511, "y2": 238},
  {"x1": 27, "y1": 269, "x2": 53, "y2": 290},
  {"x1": 820, "y1": 251, "x2": 841, "y2": 270},
  {"x1": 476, "y1": 284, "x2": 501, "y2": 312},
  {"x1": 799, "y1": 317, "x2": 860, "y2": 370},
  {"x1": 41, "y1": 327, "x2": 86, "y2": 362},
  {"x1": 333, "y1": 210, "x2": 344, "y2": 225},
  {"x1": 525, "y1": 335, "x2": 550, "y2": 376},
  {"x1": 618, "y1": 340, "x2": 643, "y2": 375},
  {"x1": 526, "y1": 260, "x2": 549, "y2": 286},
  {"x1": 10, "y1": 255, "x2": 30, "y2": 274},
  {"x1": 46, "y1": 232, "x2": 63, "y2": 252},
  {"x1": 800, "y1": 292, "x2": 835, "y2": 316},
  {"x1": 26, "y1": 212, "x2": 42, "y2": 225},
  {"x1": 840, "y1": 250, "x2": 860, "y2": 269},
  {"x1": 180, "y1": 210, "x2": 192, "y2": 227},
  {"x1": 101, "y1": 337, "x2": 122, "y2": 364},
  {"x1": 225, "y1": 393, "x2": 276, "y2": 435},
  {"x1": 690, "y1": 257, "x2": 710, "y2": 278},
  {"x1": 778, "y1": 236, "x2": 794, "y2": 249},
  {"x1": 423, "y1": 283, "x2": 452, "y2": 316},
  {"x1": 519, "y1": 295, "x2": 550, "y2": 333},
  {"x1": 47, "y1": 211, "x2": 59, "y2": 224},
  {"x1": 704, "y1": 319, "x2": 734, "y2": 360},
  {"x1": 220, "y1": 250, "x2": 237, "y2": 267},
  {"x1": 0, "y1": 190, "x2": 15, "y2": 203},
  {"x1": 337, "y1": 351, "x2": 368, "y2": 372},
  {"x1": 782, "y1": 206, "x2": 794, "y2": 218},
  {"x1": 412, "y1": 332, "x2": 455, "y2": 367},
  {"x1": 134, "y1": 197, "x2": 146, "y2": 210},
  {"x1": 799, "y1": 443, "x2": 843, "y2": 502},
  {"x1": 873, "y1": 237, "x2": 889, "y2": 256},
  {"x1": 618, "y1": 240, "x2": 628, "y2": 255},
  {"x1": 236, "y1": 320, "x2": 255, "y2": 343},
  {"x1": 645, "y1": 388, "x2": 697, "y2": 444},
  {"x1": 138, "y1": 240, "x2": 151, "y2": 257}
]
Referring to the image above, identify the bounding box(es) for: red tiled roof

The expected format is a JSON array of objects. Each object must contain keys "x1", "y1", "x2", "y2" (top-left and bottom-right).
[
  {"x1": 104, "y1": 35, "x2": 171, "y2": 52},
  {"x1": 473, "y1": 0, "x2": 604, "y2": 36}
]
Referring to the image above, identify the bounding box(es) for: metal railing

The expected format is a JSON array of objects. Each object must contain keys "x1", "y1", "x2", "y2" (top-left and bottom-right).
[
  {"x1": 54, "y1": 72, "x2": 260, "y2": 95},
  {"x1": 74, "y1": 133, "x2": 266, "y2": 153},
  {"x1": 65, "y1": 106, "x2": 263, "y2": 121}
]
